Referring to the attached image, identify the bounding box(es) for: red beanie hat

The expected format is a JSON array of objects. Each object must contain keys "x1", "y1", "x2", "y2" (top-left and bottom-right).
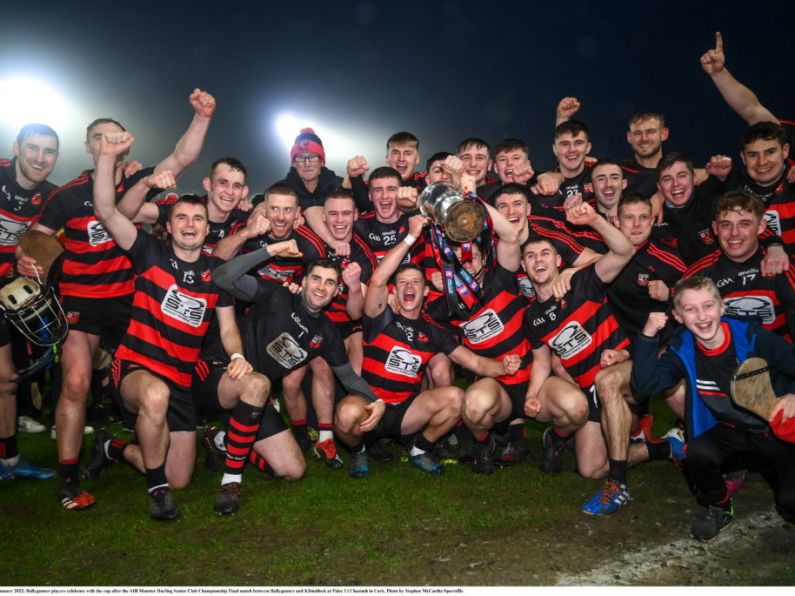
[{"x1": 290, "y1": 128, "x2": 325, "y2": 164}]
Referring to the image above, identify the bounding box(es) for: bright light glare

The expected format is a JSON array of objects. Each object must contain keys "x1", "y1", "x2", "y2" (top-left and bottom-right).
[
  {"x1": 273, "y1": 111, "x2": 364, "y2": 165},
  {"x1": 0, "y1": 76, "x2": 71, "y2": 133}
]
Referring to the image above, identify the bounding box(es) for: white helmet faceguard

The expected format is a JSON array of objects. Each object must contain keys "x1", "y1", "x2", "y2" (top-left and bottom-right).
[{"x1": 0, "y1": 277, "x2": 68, "y2": 346}]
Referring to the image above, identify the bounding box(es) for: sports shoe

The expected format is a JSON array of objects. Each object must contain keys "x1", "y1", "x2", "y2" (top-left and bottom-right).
[
  {"x1": 17, "y1": 415, "x2": 46, "y2": 433},
  {"x1": 313, "y1": 438, "x2": 343, "y2": 469},
  {"x1": 472, "y1": 436, "x2": 495, "y2": 475},
  {"x1": 409, "y1": 451, "x2": 443, "y2": 475},
  {"x1": 540, "y1": 427, "x2": 572, "y2": 474},
  {"x1": 82, "y1": 429, "x2": 113, "y2": 479},
  {"x1": 690, "y1": 504, "x2": 734, "y2": 541},
  {"x1": 349, "y1": 448, "x2": 369, "y2": 478},
  {"x1": 630, "y1": 413, "x2": 655, "y2": 443},
  {"x1": 59, "y1": 482, "x2": 96, "y2": 510},
  {"x1": 202, "y1": 425, "x2": 226, "y2": 471},
  {"x1": 495, "y1": 440, "x2": 531, "y2": 467},
  {"x1": 214, "y1": 482, "x2": 241, "y2": 516},
  {"x1": 664, "y1": 427, "x2": 686, "y2": 464},
  {"x1": 0, "y1": 457, "x2": 56, "y2": 480},
  {"x1": 149, "y1": 488, "x2": 180, "y2": 521},
  {"x1": 582, "y1": 479, "x2": 630, "y2": 516},
  {"x1": 292, "y1": 426, "x2": 312, "y2": 452},
  {"x1": 456, "y1": 430, "x2": 475, "y2": 464},
  {"x1": 432, "y1": 437, "x2": 456, "y2": 461}
]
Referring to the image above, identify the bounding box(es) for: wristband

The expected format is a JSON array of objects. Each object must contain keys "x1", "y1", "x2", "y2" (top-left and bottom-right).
[
  {"x1": 230, "y1": 352, "x2": 245, "y2": 362},
  {"x1": 403, "y1": 233, "x2": 417, "y2": 247}
]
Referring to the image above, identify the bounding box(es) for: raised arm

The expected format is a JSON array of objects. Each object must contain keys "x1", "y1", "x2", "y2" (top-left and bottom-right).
[
  {"x1": 212, "y1": 240, "x2": 302, "y2": 302},
  {"x1": 448, "y1": 346, "x2": 520, "y2": 378},
  {"x1": 566, "y1": 202, "x2": 634, "y2": 284},
  {"x1": 117, "y1": 171, "x2": 177, "y2": 223},
  {"x1": 212, "y1": 206, "x2": 271, "y2": 261},
  {"x1": 93, "y1": 132, "x2": 139, "y2": 251},
  {"x1": 154, "y1": 88, "x2": 216, "y2": 176},
  {"x1": 482, "y1": 198, "x2": 520, "y2": 271},
  {"x1": 555, "y1": 96, "x2": 581, "y2": 127},
  {"x1": 701, "y1": 31, "x2": 778, "y2": 125}
]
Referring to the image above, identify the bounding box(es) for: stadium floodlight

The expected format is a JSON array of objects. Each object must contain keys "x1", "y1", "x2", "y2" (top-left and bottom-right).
[{"x1": 0, "y1": 75, "x2": 72, "y2": 134}]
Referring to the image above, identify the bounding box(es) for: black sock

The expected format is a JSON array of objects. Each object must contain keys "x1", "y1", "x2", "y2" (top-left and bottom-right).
[
  {"x1": 608, "y1": 459, "x2": 628, "y2": 485},
  {"x1": 59, "y1": 459, "x2": 79, "y2": 485},
  {"x1": 0, "y1": 434, "x2": 18, "y2": 460},
  {"x1": 508, "y1": 423, "x2": 526, "y2": 443},
  {"x1": 646, "y1": 440, "x2": 670, "y2": 461},
  {"x1": 145, "y1": 463, "x2": 168, "y2": 493},
  {"x1": 413, "y1": 434, "x2": 434, "y2": 453},
  {"x1": 108, "y1": 438, "x2": 129, "y2": 461}
]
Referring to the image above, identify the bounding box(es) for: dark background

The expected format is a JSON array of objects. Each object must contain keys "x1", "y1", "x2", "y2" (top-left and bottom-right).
[{"x1": 1, "y1": 1, "x2": 794, "y2": 193}]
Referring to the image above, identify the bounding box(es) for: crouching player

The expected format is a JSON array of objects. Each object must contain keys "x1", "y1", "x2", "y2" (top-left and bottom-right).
[
  {"x1": 633, "y1": 276, "x2": 795, "y2": 541},
  {"x1": 334, "y1": 215, "x2": 520, "y2": 477}
]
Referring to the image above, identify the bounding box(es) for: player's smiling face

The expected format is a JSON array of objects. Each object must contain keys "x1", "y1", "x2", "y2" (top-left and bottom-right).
[
  {"x1": 204, "y1": 164, "x2": 247, "y2": 217},
  {"x1": 458, "y1": 144, "x2": 492, "y2": 185},
  {"x1": 301, "y1": 266, "x2": 340, "y2": 312},
  {"x1": 713, "y1": 208, "x2": 764, "y2": 263},
  {"x1": 167, "y1": 201, "x2": 209, "y2": 252},
  {"x1": 592, "y1": 164, "x2": 625, "y2": 211},
  {"x1": 553, "y1": 132, "x2": 591, "y2": 175},
  {"x1": 394, "y1": 268, "x2": 427, "y2": 314},
  {"x1": 387, "y1": 143, "x2": 420, "y2": 182},
  {"x1": 618, "y1": 201, "x2": 652, "y2": 246},
  {"x1": 369, "y1": 176, "x2": 400, "y2": 222},
  {"x1": 14, "y1": 133, "x2": 58, "y2": 187},
  {"x1": 494, "y1": 192, "x2": 530, "y2": 233},
  {"x1": 521, "y1": 240, "x2": 561, "y2": 287},
  {"x1": 742, "y1": 138, "x2": 789, "y2": 187},
  {"x1": 323, "y1": 197, "x2": 357, "y2": 242},
  {"x1": 673, "y1": 288, "x2": 725, "y2": 349},
  {"x1": 494, "y1": 150, "x2": 530, "y2": 184},
  {"x1": 627, "y1": 117, "x2": 668, "y2": 159},
  {"x1": 657, "y1": 161, "x2": 694, "y2": 207},
  {"x1": 264, "y1": 193, "x2": 299, "y2": 240},
  {"x1": 425, "y1": 160, "x2": 450, "y2": 185}
]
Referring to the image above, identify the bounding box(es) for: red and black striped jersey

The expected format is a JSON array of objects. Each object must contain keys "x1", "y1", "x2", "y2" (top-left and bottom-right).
[
  {"x1": 525, "y1": 266, "x2": 630, "y2": 390},
  {"x1": 354, "y1": 212, "x2": 411, "y2": 263},
  {"x1": 685, "y1": 247, "x2": 795, "y2": 342},
  {"x1": 427, "y1": 265, "x2": 532, "y2": 387},
  {"x1": 361, "y1": 307, "x2": 459, "y2": 404},
  {"x1": 323, "y1": 232, "x2": 377, "y2": 325},
  {"x1": 155, "y1": 194, "x2": 249, "y2": 255},
  {"x1": 0, "y1": 158, "x2": 56, "y2": 279},
  {"x1": 240, "y1": 225, "x2": 326, "y2": 283},
  {"x1": 38, "y1": 168, "x2": 153, "y2": 299},
  {"x1": 606, "y1": 239, "x2": 686, "y2": 337},
  {"x1": 114, "y1": 231, "x2": 231, "y2": 388},
  {"x1": 735, "y1": 170, "x2": 795, "y2": 254}
]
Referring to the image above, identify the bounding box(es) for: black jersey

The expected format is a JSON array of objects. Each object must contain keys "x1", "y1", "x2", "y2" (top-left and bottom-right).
[
  {"x1": 241, "y1": 282, "x2": 349, "y2": 381},
  {"x1": 0, "y1": 158, "x2": 56, "y2": 279},
  {"x1": 686, "y1": 247, "x2": 795, "y2": 342},
  {"x1": 525, "y1": 266, "x2": 630, "y2": 390},
  {"x1": 606, "y1": 239, "x2": 686, "y2": 337},
  {"x1": 114, "y1": 231, "x2": 231, "y2": 388},
  {"x1": 241, "y1": 225, "x2": 326, "y2": 283},
  {"x1": 354, "y1": 212, "x2": 411, "y2": 263},
  {"x1": 560, "y1": 164, "x2": 595, "y2": 202},
  {"x1": 619, "y1": 158, "x2": 658, "y2": 198},
  {"x1": 361, "y1": 307, "x2": 459, "y2": 404}
]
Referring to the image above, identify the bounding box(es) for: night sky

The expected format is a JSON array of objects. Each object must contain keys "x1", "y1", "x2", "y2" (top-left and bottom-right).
[{"x1": 2, "y1": 1, "x2": 794, "y2": 194}]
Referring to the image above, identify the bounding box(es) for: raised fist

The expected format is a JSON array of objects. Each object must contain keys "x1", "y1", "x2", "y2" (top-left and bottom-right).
[
  {"x1": 347, "y1": 156, "x2": 369, "y2": 178},
  {"x1": 190, "y1": 88, "x2": 216, "y2": 118},
  {"x1": 557, "y1": 97, "x2": 581, "y2": 119}
]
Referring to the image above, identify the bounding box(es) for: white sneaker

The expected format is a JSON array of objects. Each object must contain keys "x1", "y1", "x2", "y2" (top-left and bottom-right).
[
  {"x1": 17, "y1": 416, "x2": 46, "y2": 433},
  {"x1": 50, "y1": 425, "x2": 94, "y2": 439}
]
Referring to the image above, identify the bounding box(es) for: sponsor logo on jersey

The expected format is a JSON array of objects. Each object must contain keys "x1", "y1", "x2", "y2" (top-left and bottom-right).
[
  {"x1": 258, "y1": 265, "x2": 289, "y2": 282},
  {"x1": 697, "y1": 228, "x2": 715, "y2": 245},
  {"x1": 200, "y1": 270, "x2": 211, "y2": 282},
  {"x1": 385, "y1": 346, "x2": 422, "y2": 378},
  {"x1": 764, "y1": 210, "x2": 782, "y2": 237},
  {"x1": 309, "y1": 335, "x2": 322, "y2": 349},
  {"x1": 266, "y1": 332, "x2": 308, "y2": 368},
  {"x1": 518, "y1": 276, "x2": 536, "y2": 299},
  {"x1": 716, "y1": 276, "x2": 734, "y2": 288},
  {"x1": 31, "y1": 193, "x2": 41, "y2": 206},
  {"x1": 0, "y1": 218, "x2": 30, "y2": 246},
  {"x1": 550, "y1": 322, "x2": 592, "y2": 359},
  {"x1": 161, "y1": 285, "x2": 207, "y2": 327},
  {"x1": 724, "y1": 295, "x2": 776, "y2": 324},
  {"x1": 460, "y1": 309, "x2": 504, "y2": 344},
  {"x1": 636, "y1": 272, "x2": 650, "y2": 287},
  {"x1": 66, "y1": 311, "x2": 80, "y2": 324},
  {"x1": 87, "y1": 220, "x2": 112, "y2": 247}
]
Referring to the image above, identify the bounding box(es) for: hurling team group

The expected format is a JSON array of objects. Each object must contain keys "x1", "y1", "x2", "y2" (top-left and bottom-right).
[{"x1": 1, "y1": 32, "x2": 794, "y2": 542}]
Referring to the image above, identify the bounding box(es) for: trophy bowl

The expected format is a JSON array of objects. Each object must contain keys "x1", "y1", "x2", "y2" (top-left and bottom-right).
[{"x1": 418, "y1": 182, "x2": 486, "y2": 243}]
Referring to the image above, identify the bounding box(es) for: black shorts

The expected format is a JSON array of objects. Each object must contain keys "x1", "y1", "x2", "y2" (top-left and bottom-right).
[
  {"x1": 63, "y1": 294, "x2": 132, "y2": 351},
  {"x1": 366, "y1": 396, "x2": 416, "y2": 444},
  {"x1": 192, "y1": 358, "x2": 287, "y2": 442},
  {"x1": 501, "y1": 381, "x2": 529, "y2": 421},
  {"x1": 111, "y1": 358, "x2": 196, "y2": 432}
]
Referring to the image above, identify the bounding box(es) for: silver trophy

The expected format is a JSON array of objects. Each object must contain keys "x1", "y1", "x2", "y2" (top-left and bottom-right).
[{"x1": 419, "y1": 182, "x2": 486, "y2": 242}]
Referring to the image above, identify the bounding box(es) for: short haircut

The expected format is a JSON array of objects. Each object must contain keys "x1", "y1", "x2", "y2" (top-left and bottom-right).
[
  {"x1": 494, "y1": 138, "x2": 529, "y2": 156},
  {"x1": 742, "y1": 121, "x2": 788, "y2": 148},
  {"x1": 456, "y1": 137, "x2": 491, "y2": 156},
  {"x1": 591, "y1": 157, "x2": 623, "y2": 176},
  {"x1": 210, "y1": 157, "x2": 247, "y2": 179},
  {"x1": 554, "y1": 120, "x2": 590, "y2": 141},
  {"x1": 520, "y1": 235, "x2": 556, "y2": 256},
  {"x1": 657, "y1": 151, "x2": 694, "y2": 179},
  {"x1": 368, "y1": 166, "x2": 402, "y2": 184},
  {"x1": 170, "y1": 193, "x2": 208, "y2": 219},
  {"x1": 673, "y1": 275, "x2": 722, "y2": 311},
  {"x1": 628, "y1": 111, "x2": 666, "y2": 129},
  {"x1": 86, "y1": 118, "x2": 125, "y2": 141},
  {"x1": 713, "y1": 190, "x2": 764, "y2": 220},
  {"x1": 617, "y1": 193, "x2": 651, "y2": 214},
  {"x1": 426, "y1": 151, "x2": 453, "y2": 171},
  {"x1": 305, "y1": 258, "x2": 341, "y2": 282},
  {"x1": 494, "y1": 183, "x2": 530, "y2": 204},
  {"x1": 387, "y1": 131, "x2": 419, "y2": 150},
  {"x1": 265, "y1": 182, "x2": 299, "y2": 204},
  {"x1": 324, "y1": 188, "x2": 355, "y2": 206},
  {"x1": 392, "y1": 263, "x2": 425, "y2": 286},
  {"x1": 16, "y1": 123, "x2": 59, "y2": 149}
]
